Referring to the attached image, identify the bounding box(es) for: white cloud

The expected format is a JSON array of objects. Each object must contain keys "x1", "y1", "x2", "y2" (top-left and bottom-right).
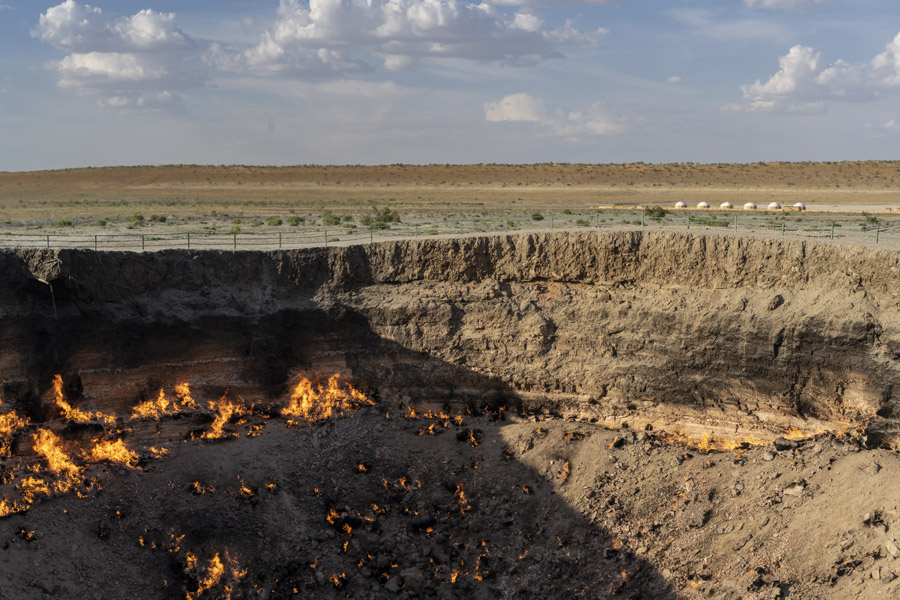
[
  {"x1": 32, "y1": 1, "x2": 198, "y2": 108},
  {"x1": 880, "y1": 119, "x2": 900, "y2": 133},
  {"x1": 666, "y1": 75, "x2": 687, "y2": 85},
  {"x1": 731, "y1": 32, "x2": 900, "y2": 113},
  {"x1": 743, "y1": 0, "x2": 826, "y2": 10},
  {"x1": 484, "y1": 92, "x2": 622, "y2": 138},
  {"x1": 491, "y1": 0, "x2": 613, "y2": 5},
  {"x1": 0, "y1": 4, "x2": 13, "y2": 10},
  {"x1": 485, "y1": 92, "x2": 544, "y2": 121},
  {"x1": 205, "y1": 0, "x2": 599, "y2": 76}
]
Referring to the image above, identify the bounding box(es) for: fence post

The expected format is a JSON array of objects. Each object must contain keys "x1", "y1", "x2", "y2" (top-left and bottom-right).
[
  {"x1": 687, "y1": 213, "x2": 691, "y2": 229},
  {"x1": 233, "y1": 233, "x2": 237, "y2": 250},
  {"x1": 781, "y1": 219, "x2": 785, "y2": 237},
  {"x1": 505, "y1": 219, "x2": 508, "y2": 233},
  {"x1": 370, "y1": 226, "x2": 373, "y2": 244},
  {"x1": 187, "y1": 233, "x2": 191, "y2": 249},
  {"x1": 279, "y1": 232, "x2": 282, "y2": 249},
  {"x1": 46, "y1": 235, "x2": 50, "y2": 249},
  {"x1": 415, "y1": 224, "x2": 418, "y2": 237},
  {"x1": 94, "y1": 235, "x2": 98, "y2": 251},
  {"x1": 551, "y1": 214, "x2": 554, "y2": 230},
  {"x1": 325, "y1": 231, "x2": 328, "y2": 247},
  {"x1": 734, "y1": 215, "x2": 737, "y2": 231},
  {"x1": 641, "y1": 210, "x2": 645, "y2": 227},
  {"x1": 141, "y1": 234, "x2": 145, "y2": 252},
  {"x1": 876, "y1": 222, "x2": 880, "y2": 243},
  {"x1": 830, "y1": 221, "x2": 835, "y2": 240}
]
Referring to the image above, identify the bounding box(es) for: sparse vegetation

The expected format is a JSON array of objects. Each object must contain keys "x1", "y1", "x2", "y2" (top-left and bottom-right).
[
  {"x1": 645, "y1": 206, "x2": 667, "y2": 219},
  {"x1": 531, "y1": 213, "x2": 544, "y2": 221},
  {"x1": 323, "y1": 212, "x2": 341, "y2": 226},
  {"x1": 265, "y1": 216, "x2": 283, "y2": 226},
  {"x1": 228, "y1": 225, "x2": 241, "y2": 235},
  {"x1": 287, "y1": 216, "x2": 304, "y2": 226}
]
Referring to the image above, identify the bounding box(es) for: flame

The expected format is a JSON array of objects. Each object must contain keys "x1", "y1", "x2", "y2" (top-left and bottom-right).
[
  {"x1": 32, "y1": 429, "x2": 82, "y2": 493},
  {"x1": 53, "y1": 375, "x2": 115, "y2": 425},
  {"x1": 0, "y1": 402, "x2": 28, "y2": 457},
  {"x1": 202, "y1": 392, "x2": 246, "y2": 440},
  {"x1": 149, "y1": 446, "x2": 169, "y2": 458},
  {"x1": 455, "y1": 483, "x2": 471, "y2": 513},
  {"x1": 282, "y1": 374, "x2": 373, "y2": 425},
  {"x1": 175, "y1": 383, "x2": 197, "y2": 409},
  {"x1": 88, "y1": 438, "x2": 139, "y2": 469},
  {"x1": 184, "y1": 551, "x2": 246, "y2": 600},
  {"x1": 131, "y1": 388, "x2": 172, "y2": 420}
]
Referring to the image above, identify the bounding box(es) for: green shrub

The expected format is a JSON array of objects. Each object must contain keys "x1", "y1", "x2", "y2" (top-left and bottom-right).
[
  {"x1": 149, "y1": 214, "x2": 167, "y2": 223},
  {"x1": 232, "y1": 218, "x2": 243, "y2": 225},
  {"x1": 531, "y1": 212, "x2": 544, "y2": 221},
  {"x1": 360, "y1": 215, "x2": 373, "y2": 226},
  {"x1": 645, "y1": 206, "x2": 667, "y2": 219},
  {"x1": 323, "y1": 212, "x2": 341, "y2": 226},
  {"x1": 56, "y1": 219, "x2": 73, "y2": 227},
  {"x1": 287, "y1": 216, "x2": 304, "y2": 226},
  {"x1": 576, "y1": 218, "x2": 589, "y2": 226},
  {"x1": 228, "y1": 225, "x2": 241, "y2": 235},
  {"x1": 562, "y1": 209, "x2": 573, "y2": 215},
  {"x1": 250, "y1": 219, "x2": 262, "y2": 227},
  {"x1": 265, "y1": 216, "x2": 283, "y2": 226}
]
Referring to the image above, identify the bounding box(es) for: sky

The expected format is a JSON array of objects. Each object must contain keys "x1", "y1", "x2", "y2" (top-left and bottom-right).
[{"x1": 1, "y1": 0, "x2": 899, "y2": 170}]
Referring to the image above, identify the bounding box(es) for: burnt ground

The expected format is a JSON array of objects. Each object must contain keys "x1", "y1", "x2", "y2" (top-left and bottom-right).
[{"x1": 1, "y1": 406, "x2": 899, "y2": 600}]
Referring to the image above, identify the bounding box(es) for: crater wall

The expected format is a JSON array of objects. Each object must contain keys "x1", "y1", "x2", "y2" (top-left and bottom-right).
[{"x1": 3, "y1": 231, "x2": 899, "y2": 441}]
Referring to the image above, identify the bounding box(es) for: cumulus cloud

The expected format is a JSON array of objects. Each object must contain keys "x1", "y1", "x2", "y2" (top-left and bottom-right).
[
  {"x1": 32, "y1": 1, "x2": 198, "y2": 108},
  {"x1": 743, "y1": 0, "x2": 826, "y2": 9},
  {"x1": 666, "y1": 76, "x2": 688, "y2": 85},
  {"x1": 491, "y1": 0, "x2": 614, "y2": 6},
  {"x1": 484, "y1": 92, "x2": 622, "y2": 138},
  {"x1": 730, "y1": 32, "x2": 900, "y2": 112},
  {"x1": 204, "y1": 0, "x2": 599, "y2": 76}
]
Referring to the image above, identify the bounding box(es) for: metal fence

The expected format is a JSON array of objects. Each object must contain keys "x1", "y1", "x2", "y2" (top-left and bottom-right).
[{"x1": 0, "y1": 210, "x2": 897, "y2": 251}]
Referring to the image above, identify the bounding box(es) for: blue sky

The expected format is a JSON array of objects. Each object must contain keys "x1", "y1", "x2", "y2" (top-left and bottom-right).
[{"x1": 1, "y1": 0, "x2": 899, "y2": 170}]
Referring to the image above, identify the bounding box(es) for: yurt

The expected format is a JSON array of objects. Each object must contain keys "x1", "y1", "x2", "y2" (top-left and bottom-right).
[
  {"x1": 768, "y1": 202, "x2": 782, "y2": 210},
  {"x1": 697, "y1": 202, "x2": 710, "y2": 209},
  {"x1": 743, "y1": 202, "x2": 757, "y2": 210},
  {"x1": 720, "y1": 202, "x2": 734, "y2": 209},
  {"x1": 793, "y1": 202, "x2": 806, "y2": 211},
  {"x1": 674, "y1": 201, "x2": 688, "y2": 209}
]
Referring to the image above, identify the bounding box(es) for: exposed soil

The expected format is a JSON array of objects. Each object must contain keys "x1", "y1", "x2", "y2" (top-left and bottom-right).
[{"x1": 2, "y1": 230, "x2": 900, "y2": 598}]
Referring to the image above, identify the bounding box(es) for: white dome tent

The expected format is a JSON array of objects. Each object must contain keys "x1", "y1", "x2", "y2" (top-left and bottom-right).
[
  {"x1": 768, "y1": 202, "x2": 783, "y2": 210},
  {"x1": 744, "y1": 202, "x2": 757, "y2": 210},
  {"x1": 794, "y1": 202, "x2": 806, "y2": 211},
  {"x1": 675, "y1": 201, "x2": 687, "y2": 209},
  {"x1": 697, "y1": 202, "x2": 710, "y2": 209},
  {"x1": 720, "y1": 202, "x2": 734, "y2": 209}
]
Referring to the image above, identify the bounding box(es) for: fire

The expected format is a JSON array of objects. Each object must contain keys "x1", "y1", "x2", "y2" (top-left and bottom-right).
[
  {"x1": 88, "y1": 438, "x2": 139, "y2": 469},
  {"x1": 455, "y1": 483, "x2": 471, "y2": 513},
  {"x1": 0, "y1": 401, "x2": 28, "y2": 457},
  {"x1": 52, "y1": 374, "x2": 115, "y2": 425},
  {"x1": 32, "y1": 428, "x2": 82, "y2": 493},
  {"x1": 149, "y1": 446, "x2": 169, "y2": 458},
  {"x1": 202, "y1": 392, "x2": 246, "y2": 439},
  {"x1": 175, "y1": 383, "x2": 197, "y2": 409},
  {"x1": 282, "y1": 373, "x2": 374, "y2": 425},
  {"x1": 184, "y1": 551, "x2": 247, "y2": 600},
  {"x1": 131, "y1": 388, "x2": 172, "y2": 420}
]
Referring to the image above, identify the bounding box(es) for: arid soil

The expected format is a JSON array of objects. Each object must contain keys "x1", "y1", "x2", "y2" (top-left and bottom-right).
[
  {"x1": 3, "y1": 163, "x2": 900, "y2": 223},
  {"x1": 3, "y1": 230, "x2": 900, "y2": 598}
]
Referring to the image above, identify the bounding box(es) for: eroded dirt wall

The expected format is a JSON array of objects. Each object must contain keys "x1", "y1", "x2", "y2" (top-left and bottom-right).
[{"x1": 2, "y1": 231, "x2": 899, "y2": 441}]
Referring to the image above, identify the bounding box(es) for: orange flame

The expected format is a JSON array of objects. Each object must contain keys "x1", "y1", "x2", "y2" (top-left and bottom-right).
[
  {"x1": 88, "y1": 438, "x2": 139, "y2": 469},
  {"x1": 0, "y1": 401, "x2": 28, "y2": 457},
  {"x1": 53, "y1": 374, "x2": 115, "y2": 425},
  {"x1": 282, "y1": 374, "x2": 373, "y2": 424},
  {"x1": 32, "y1": 428, "x2": 83, "y2": 493},
  {"x1": 202, "y1": 392, "x2": 246, "y2": 439},
  {"x1": 175, "y1": 383, "x2": 197, "y2": 409}
]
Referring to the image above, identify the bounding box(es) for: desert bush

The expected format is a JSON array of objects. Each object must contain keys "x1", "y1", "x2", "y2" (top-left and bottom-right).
[
  {"x1": 56, "y1": 219, "x2": 73, "y2": 227},
  {"x1": 576, "y1": 218, "x2": 589, "y2": 226},
  {"x1": 645, "y1": 206, "x2": 667, "y2": 218},
  {"x1": 323, "y1": 212, "x2": 341, "y2": 226},
  {"x1": 228, "y1": 225, "x2": 241, "y2": 235},
  {"x1": 149, "y1": 215, "x2": 167, "y2": 223},
  {"x1": 250, "y1": 219, "x2": 262, "y2": 227},
  {"x1": 562, "y1": 209, "x2": 573, "y2": 215},
  {"x1": 287, "y1": 216, "x2": 304, "y2": 226},
  {"x1": 265, "y1": 216, "x2": 283, "y2": 226},
  {"x1": 531, "y1": 212, "x2": 544, "y2": 221}
]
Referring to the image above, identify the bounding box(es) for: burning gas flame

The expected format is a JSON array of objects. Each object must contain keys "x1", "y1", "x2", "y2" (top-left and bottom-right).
[
  {"x1": 131, "y1": 388, "x2": 172, "y2": 420},
  {"x1": 175, "y1": 383, "x2": 197, "y2": 410},
  {"x1": 202, "y1": 392, "x2": 247, "y2": 439},
  {"x1": 53, "y1": 374, "x2": 115, "y2": 425},
  {"x1": 32, "y1": 428, "x2": 83, "y2": 493},
  {"x1": 185, "y1": 551, "x2": 246, "y2": 600},
  {"x1": 88, "y1": 438, "x2": 139, "y2": 469},
  {"x1": 0, "y1": 398, "x2": 28, "y2": 457},
  {"x1": 282, "y1": 373, "x2": 373, "y2": 424}
]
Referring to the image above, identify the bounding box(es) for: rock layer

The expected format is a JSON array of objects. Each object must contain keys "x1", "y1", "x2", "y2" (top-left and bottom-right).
[{"x1": 2, "y1": 231, "x2": 899, "y2": 442}]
